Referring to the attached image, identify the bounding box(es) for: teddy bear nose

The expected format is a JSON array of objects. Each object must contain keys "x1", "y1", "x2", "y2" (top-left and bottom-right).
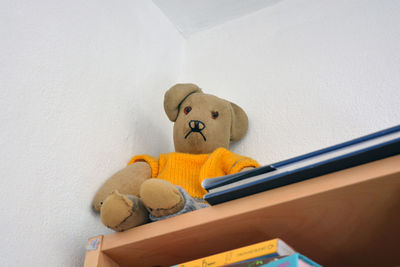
[{"x1": 189, "y1": 120, "x2": 205, "y2": 132}]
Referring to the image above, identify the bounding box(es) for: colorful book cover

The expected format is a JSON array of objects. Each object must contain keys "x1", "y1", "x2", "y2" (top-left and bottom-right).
[
  {"x1": 223, "y1": 255, "x2": 286, "y2": 267},
  {"x1": 260, "y1": 253, "x2": 322, "y2": 267},
  {"x1": 172, "y1": 238, "x2": 295, "y2": 267}
]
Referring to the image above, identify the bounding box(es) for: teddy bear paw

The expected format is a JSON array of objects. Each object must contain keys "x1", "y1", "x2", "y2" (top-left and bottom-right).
[
  {"x1": 140, "y1": 179, "x2": 185, "y2": 218},
  {"x1": 100, "y1": 190, "x2": 148, "y2": 232}
]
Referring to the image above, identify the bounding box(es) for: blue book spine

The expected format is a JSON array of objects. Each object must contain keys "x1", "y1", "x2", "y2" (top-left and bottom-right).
[
  {"x1": 204, "y1": 136, "x2": 400, "y2": 205},
  {"x1": 260, "y1": 253, "x2": 322, "y2": 267},
  {"x1": 204, "y1": 125, "x2": 400, "y2": 197},
  {"x1": 272, "y1": 125, "x2": 400, "y2": 168}
]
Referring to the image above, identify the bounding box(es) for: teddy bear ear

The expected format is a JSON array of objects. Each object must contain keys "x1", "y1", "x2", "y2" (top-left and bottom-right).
[
  {"x1": 164, "y1": 83, "x2": 203, "y2": 122},
  {"x1": 230, "y1": 102, "x2": 249, "y2": 142}
]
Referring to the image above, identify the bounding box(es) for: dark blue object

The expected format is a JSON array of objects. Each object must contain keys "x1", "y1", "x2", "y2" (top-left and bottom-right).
[{"x1": 204, "y1": 125, "x2": 400, "y2": 205}]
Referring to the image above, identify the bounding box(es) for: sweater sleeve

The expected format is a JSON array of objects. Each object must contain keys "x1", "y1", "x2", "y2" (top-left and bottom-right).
[
  {"x1": 222, "y1": 149, "x2": 261, "y2": 175},
  {"x1": 200, "y1": 148, "x2": 261, "y2": 185},
  {"x1": 128, "y1": 155, "x2": 159, "y2": 178}
]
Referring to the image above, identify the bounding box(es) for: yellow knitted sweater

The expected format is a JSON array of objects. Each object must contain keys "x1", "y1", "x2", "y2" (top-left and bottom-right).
[{"x1": 128, "y1": 147, "x2": 260, "y2": 198}]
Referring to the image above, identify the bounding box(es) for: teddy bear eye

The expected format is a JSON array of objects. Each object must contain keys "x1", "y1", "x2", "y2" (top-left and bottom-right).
[
  {"x1": 211, "y1": 111, "x2": 219, "y2": 119},
  {"x1": 184, "y1": 106, "x2": 192, "y2": 115}
]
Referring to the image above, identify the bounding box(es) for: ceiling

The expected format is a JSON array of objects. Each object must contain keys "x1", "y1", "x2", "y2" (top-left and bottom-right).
[{"x1": 152, "y1": 0, "x2": 281, "y2": 36}]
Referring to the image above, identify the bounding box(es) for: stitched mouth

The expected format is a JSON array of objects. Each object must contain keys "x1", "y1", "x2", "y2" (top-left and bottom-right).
[{"x1": 185, "y1": 130, "x2": 207, "y2": 141}]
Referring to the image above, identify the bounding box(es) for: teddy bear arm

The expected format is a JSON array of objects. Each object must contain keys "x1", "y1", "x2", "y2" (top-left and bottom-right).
[{"x1": 92, "y1": 161, "x2": 152, "y2": 212}]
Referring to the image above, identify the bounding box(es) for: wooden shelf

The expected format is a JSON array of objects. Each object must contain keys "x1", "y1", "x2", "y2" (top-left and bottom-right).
[{"x1": 84, "y1": 155, "x2": 400, "y2": 267}]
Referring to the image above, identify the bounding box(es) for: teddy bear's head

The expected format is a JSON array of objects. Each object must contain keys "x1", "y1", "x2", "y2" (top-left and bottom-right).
[{"x1": 164, "y1": 83, "x2": 248, "y2": 154}]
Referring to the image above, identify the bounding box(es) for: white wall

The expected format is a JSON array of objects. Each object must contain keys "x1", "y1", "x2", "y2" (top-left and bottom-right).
[
  {"x1": 181, "y1": 0, "x2": 400, "y2": 164},
  {"x1": 152, "y1": 0, "x2": 281, "y2": 36},
  {"x1": 0, "y1": 0, "x2": 183, "y2": 266},
  {"x1": 2, "y1": 0, "x2": 400, "y2": 266}
]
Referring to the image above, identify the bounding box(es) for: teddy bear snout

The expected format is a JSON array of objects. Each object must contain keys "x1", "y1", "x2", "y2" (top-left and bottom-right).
[
  {"x1": 185, "y1": 120, "x2": 207, "y2": 141},
  {"x1": 189, "y1": 120, "x2": 205, "y2": 131}
]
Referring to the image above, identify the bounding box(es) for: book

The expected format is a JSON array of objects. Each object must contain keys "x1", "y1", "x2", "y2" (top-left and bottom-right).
[
  {"x1": 172, "y1": 238, "x2": 295, "y2": 267},
  {"x1": 259, "y1": 253, "x2": 322, "y2": 267},
  {"x1": 201, "y1": 165, "x2": 276, "y2": 191},
  {"x1": 203, "y1": 125, "x2": 400, "y2": 205},
  {"x1": 223, "y1": 255, "x2": 286, "y2": 267},
  {"x1": 223, "y1": 253, "x2": 321, "y2": 267}
]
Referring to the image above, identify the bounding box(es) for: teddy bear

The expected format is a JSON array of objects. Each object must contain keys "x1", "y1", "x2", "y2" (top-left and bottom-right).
[{"x1": 92, "y1": 83, "x2": 260, "y2": 231}]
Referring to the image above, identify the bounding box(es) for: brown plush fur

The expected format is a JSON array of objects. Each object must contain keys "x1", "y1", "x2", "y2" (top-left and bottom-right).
[
  {"x1": 92, "y1": 162, "x2": 151, "y2": 212},
  {"x1": 140, "y1": 179, "x2": 185, "y2": 217},
  {"x1": 93, "y1": 83, "x2": 251, "y2": 231},
  {"x1": 166, "y1": 88, "x2": 248, "y2": 154},
  {"x1": 100, "y1": 191, "x2": 148, "y2": 231}
]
